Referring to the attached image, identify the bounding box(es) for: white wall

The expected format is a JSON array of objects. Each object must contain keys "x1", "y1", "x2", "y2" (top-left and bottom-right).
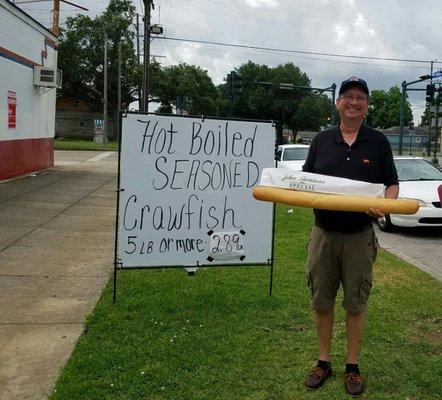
[{"x1": 0, "y1": 0, "x2": 57, "y2": 142}]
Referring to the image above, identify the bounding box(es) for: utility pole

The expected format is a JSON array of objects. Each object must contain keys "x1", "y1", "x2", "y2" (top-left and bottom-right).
[
  {"x1": 142, "y1": 0, "x2": 153, "y2": 113},
  {"x1": 432, "y1": 85, "x2": 440, "y2": 165},
  {"x1": 399, "y1": 80, "x2": 406, "y2": 155},
  {"x1": 13, "y1": 0, "x2": 88, "y2": 36},
  {"x1": 103, "y1": 31, "x2": 108, "y2": 145},
  {"x1": 136, "y1": 13, "x2": 142, "y2": 110},
  {"x1": 330, "y1": 83, "x2": 337, "y2": 125},
  {"x1": 433, "y1": 100, "x2": 439, "y2": 164},
  {"x1": 117, "y1": 42, "x2": 122, "y2": 136},
  {"x1": 53, "y1": 0, "x2": 60, "y2": 36},
  {"x1": 427, "y1": 61, "x2": 434, "y2": 156}
]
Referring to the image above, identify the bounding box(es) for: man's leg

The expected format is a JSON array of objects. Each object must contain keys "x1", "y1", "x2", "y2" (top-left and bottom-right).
[
  {"x1": 305, "y1": 306, "x2": 334, "y2": 389},
  {"x1": 304, "y1": 227, "x2": 339, "y2": 389},
  {"x1": 316, "y1": 307, "x2": 334, "y2": 362},
  {"x1": 346, "y1": 310, "x2": 366, "y2": 364},
  {"x1": 341, "y1": 228, "x2": 376, "y2": 396}
]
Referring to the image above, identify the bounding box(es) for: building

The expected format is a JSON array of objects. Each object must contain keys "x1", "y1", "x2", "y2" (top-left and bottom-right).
[
  {"x1": 55, "y1": 98, "x2": 115, "y2": 140},
  {"x1": 380, "y1": 126, "x2": 431, "y2": 152},
  {"x1": 0, "y1": 0, "x2": 58, "y2": 180}
]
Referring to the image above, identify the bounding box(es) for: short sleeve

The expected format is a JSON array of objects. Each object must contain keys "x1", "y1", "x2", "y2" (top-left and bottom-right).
[
  {"x1": 382, "y1": 139, "x2": 399, "y2": 186},
  {"x1": 302, "y1": 136, "x2": 318, "y2": 173}
]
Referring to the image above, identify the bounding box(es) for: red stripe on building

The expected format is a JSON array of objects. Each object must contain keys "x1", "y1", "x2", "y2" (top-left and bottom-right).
[
  {"x1": 0, "y1": 138, "x2": 54, "y2": 180},
  {"x1": 0, "y1": 46, "x2": 39, "y2": 68}
]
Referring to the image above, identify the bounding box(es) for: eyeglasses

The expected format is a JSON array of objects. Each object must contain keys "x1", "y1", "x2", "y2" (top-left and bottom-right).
[{"x1": 340, "y1": 94, "x2": 368, "y2": 102}]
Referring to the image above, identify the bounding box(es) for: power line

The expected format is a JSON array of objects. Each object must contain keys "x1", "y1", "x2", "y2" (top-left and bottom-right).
[
  {"x1": 162, "y1": 25, "x2": 427, "y2": 70},
  {"x1": 158, "y1": 36, "x2": 440, "y2": 64},
  {"x1": 169, "y1": 5, "x2": 442, "y2": 42},
  {"x1": 188, "y1": 0, "x2": 442, "y2": 32},
  {"x1": 157, "y1": 37, "x2": 426, "y2": 70}
]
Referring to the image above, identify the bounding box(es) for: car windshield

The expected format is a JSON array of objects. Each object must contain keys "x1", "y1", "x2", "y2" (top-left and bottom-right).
[
  {"x1": 282, "y1": 147, "x2": 309, "y2": 161},
  {"x1": 395, "y1": 159, "x2": 442, "y2": 181}
]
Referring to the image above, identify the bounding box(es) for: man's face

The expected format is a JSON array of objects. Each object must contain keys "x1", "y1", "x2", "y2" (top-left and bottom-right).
[{"x1": 336, "y1": 86, "x2": 369, "y2": 123}]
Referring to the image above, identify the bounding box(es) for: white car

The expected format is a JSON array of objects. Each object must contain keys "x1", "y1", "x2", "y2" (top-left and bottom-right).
[
  {"x1": 275, "y1": 144, "x2": 310, "y2": 170},
  {"x1": 378, "y1": 157, "x2": 442, "y2": 231}
]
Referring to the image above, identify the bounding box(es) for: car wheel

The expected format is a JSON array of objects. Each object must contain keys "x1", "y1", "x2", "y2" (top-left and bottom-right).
[{"x1": 377, "y1": 214, "x2": 395, "y2": 232}]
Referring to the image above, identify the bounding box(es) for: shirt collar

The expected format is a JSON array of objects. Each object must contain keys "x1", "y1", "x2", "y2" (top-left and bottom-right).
[{"x1": 333, "y1": 124, "x2": 369, "y2": 144}]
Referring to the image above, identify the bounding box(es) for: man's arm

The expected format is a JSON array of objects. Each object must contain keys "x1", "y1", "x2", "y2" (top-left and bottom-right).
[{"x1": 385, "y1": 184, "x2": 399, "y2": 199}]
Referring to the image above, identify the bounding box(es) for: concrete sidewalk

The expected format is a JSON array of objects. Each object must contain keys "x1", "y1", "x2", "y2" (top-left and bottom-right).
[{"x1": 0, "y1": 154, "x2": 117, "y2": 400}]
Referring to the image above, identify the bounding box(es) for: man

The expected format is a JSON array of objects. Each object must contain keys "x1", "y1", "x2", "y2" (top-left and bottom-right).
[{"x1": 302, "y1": 77, "x2": 399, "y2": 396}]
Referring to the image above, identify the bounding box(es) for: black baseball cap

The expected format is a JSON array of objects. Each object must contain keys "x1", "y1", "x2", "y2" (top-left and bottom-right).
[{"x1": 339, "y1": 77, "x2": 369, "y2": 96}]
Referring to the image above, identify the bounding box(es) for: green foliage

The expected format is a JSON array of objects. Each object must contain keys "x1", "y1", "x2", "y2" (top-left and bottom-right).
[
  {"x1": 59, "y1": 13, "x2": 332, "y2": 133},
  {"x1": 50, "y1": 206, "x2": 441, "y2": 400},
  {"x1": 58, "y1": 0, "x2": 140, "y2": 112},
  {"x1": 155, "y1": 63, "x2": 218, "y2": 115},
  {"x1": 366, "y1": 86, "x2": 413, "y2": 129},
  {"x1": 220, "y1": 61, "x2": 332, "y2": 132},
  {"x1": 420, "y1": 106, "x2": 430, "y2": 126},
  {"x1": 54, "y1": 138, "x2": 118, "y2": 151}
]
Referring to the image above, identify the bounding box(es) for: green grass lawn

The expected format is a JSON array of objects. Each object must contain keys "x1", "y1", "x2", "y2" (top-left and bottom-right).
[
  {"x1": 54, "y1": 138, "x2": 118, "y2": 151},
  {"x1": 51, "y1": 206, "x2": 441, "y2": 400}
]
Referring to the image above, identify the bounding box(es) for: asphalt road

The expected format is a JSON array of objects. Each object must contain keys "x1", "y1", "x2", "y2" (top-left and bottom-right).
[{"x1": 375, "y1": 225, "x2": 442, "y2": 281}]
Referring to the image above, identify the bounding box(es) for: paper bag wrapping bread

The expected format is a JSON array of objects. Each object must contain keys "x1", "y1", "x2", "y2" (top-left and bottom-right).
[{"x1": 260, "y1": 168, "x2": 385, "y2": 197}]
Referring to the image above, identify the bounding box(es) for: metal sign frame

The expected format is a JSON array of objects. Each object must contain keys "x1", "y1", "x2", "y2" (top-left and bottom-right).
[{"x1": 113, "y1": 111, "x2": 277, "y2": 302}]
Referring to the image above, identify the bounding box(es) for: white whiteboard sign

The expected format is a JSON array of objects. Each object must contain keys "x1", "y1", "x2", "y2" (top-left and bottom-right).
[{"x1": 117, "y1": 113, "x2": 274, "y2": 267}]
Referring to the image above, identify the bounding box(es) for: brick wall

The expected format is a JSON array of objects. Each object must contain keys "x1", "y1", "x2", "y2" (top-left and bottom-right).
[{"x1": 55, "y1": 110, "x2": 115, "y2": 140}]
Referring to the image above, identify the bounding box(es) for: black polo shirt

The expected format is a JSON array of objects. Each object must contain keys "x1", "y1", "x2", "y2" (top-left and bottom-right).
[{"x1": 302, "y1": 124, "x2": 398, "y2": 233}]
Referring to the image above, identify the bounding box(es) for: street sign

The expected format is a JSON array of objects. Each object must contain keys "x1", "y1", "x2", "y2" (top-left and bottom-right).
[
  {"x1": 150, "y1": 25, "x2": 163, "y2": 35},
  {"x1": 279, "y1": 83, "x2": 294, "y2": 90},
  {"x1": 432, "y1": 70, "x2": 442, "y2": 82}
]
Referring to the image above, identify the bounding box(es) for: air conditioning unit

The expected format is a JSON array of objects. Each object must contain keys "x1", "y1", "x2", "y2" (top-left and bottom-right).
[{"x1": 33, "y1": 66, "x2": 62, "y2": 88}]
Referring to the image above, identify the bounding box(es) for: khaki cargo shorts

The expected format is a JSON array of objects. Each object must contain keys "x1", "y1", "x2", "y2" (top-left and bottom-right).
[{"x1": 306, "y1": 225, "x2": 378, "y2": 314}]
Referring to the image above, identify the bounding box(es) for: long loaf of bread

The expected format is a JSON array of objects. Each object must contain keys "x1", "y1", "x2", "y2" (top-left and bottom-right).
[{"x1": 253, "y1": 186, "x2": 419, "y2": 215}]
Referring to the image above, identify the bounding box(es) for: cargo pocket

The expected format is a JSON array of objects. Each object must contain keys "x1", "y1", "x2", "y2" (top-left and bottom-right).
[
  {"x1": 306, "y1": 271, "x2": 314, "y2": 298},
  {"x1": 358, "y1": 273, "x2": 372, "y2": 305},
  {"x1": 305, "y1": 229, "x2": 313, "y2": 255},
  {"x1": 369, "y1": 229, "x2": 378, "y2": 263}
]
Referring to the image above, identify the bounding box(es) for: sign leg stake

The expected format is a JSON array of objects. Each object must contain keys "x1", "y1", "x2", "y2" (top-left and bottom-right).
[{"x1": 269, "y1": 202, "x2": 276, "y2": 297}]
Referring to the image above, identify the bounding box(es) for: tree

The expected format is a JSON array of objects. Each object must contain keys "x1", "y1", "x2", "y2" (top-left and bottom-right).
[
  {"x1": 420, "y1": 106, "x2": 430, "y2": 126},
  {"x1": 366, "y1": 86, "x2": 413, "y2": 129},
  {"x1": 58, "y1": 0, "x2": 143, "y2": 137},
  {"x1": 155, "y1": 63, "x2": 218, "y2": 115},
  {"x1": 218, "y1": 61, "x2": 333, "y2": 137}
]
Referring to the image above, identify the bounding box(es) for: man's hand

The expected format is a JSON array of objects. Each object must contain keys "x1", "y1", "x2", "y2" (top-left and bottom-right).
[
  {"x1": 367, "y1": 208, "x2": 384, "y2": 219},
  {"x1": 367, "y1": 184, "x2": 399, "y2": 219}
]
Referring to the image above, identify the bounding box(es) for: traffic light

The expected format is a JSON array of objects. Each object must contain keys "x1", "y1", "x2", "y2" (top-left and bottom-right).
[
  {"x1": 226, "y1": 71, "x2": 242, "y2": 97},
  {"x1": 231, "y1": 71, "x2": 242, "y2": 93},
  {"x1": 426, "y1": 84, "x2": 436, "y2": 103}
]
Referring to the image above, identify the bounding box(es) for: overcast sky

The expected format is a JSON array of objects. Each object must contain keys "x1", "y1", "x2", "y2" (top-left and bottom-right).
[{"x1": 18, "y1": 0, "x2": 442, "y2": 123}]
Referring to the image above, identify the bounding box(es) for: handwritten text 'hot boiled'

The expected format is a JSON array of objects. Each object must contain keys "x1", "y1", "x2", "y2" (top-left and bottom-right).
[{"x1": 137, "y1": 119, "x2": 260, "y2": 190}]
